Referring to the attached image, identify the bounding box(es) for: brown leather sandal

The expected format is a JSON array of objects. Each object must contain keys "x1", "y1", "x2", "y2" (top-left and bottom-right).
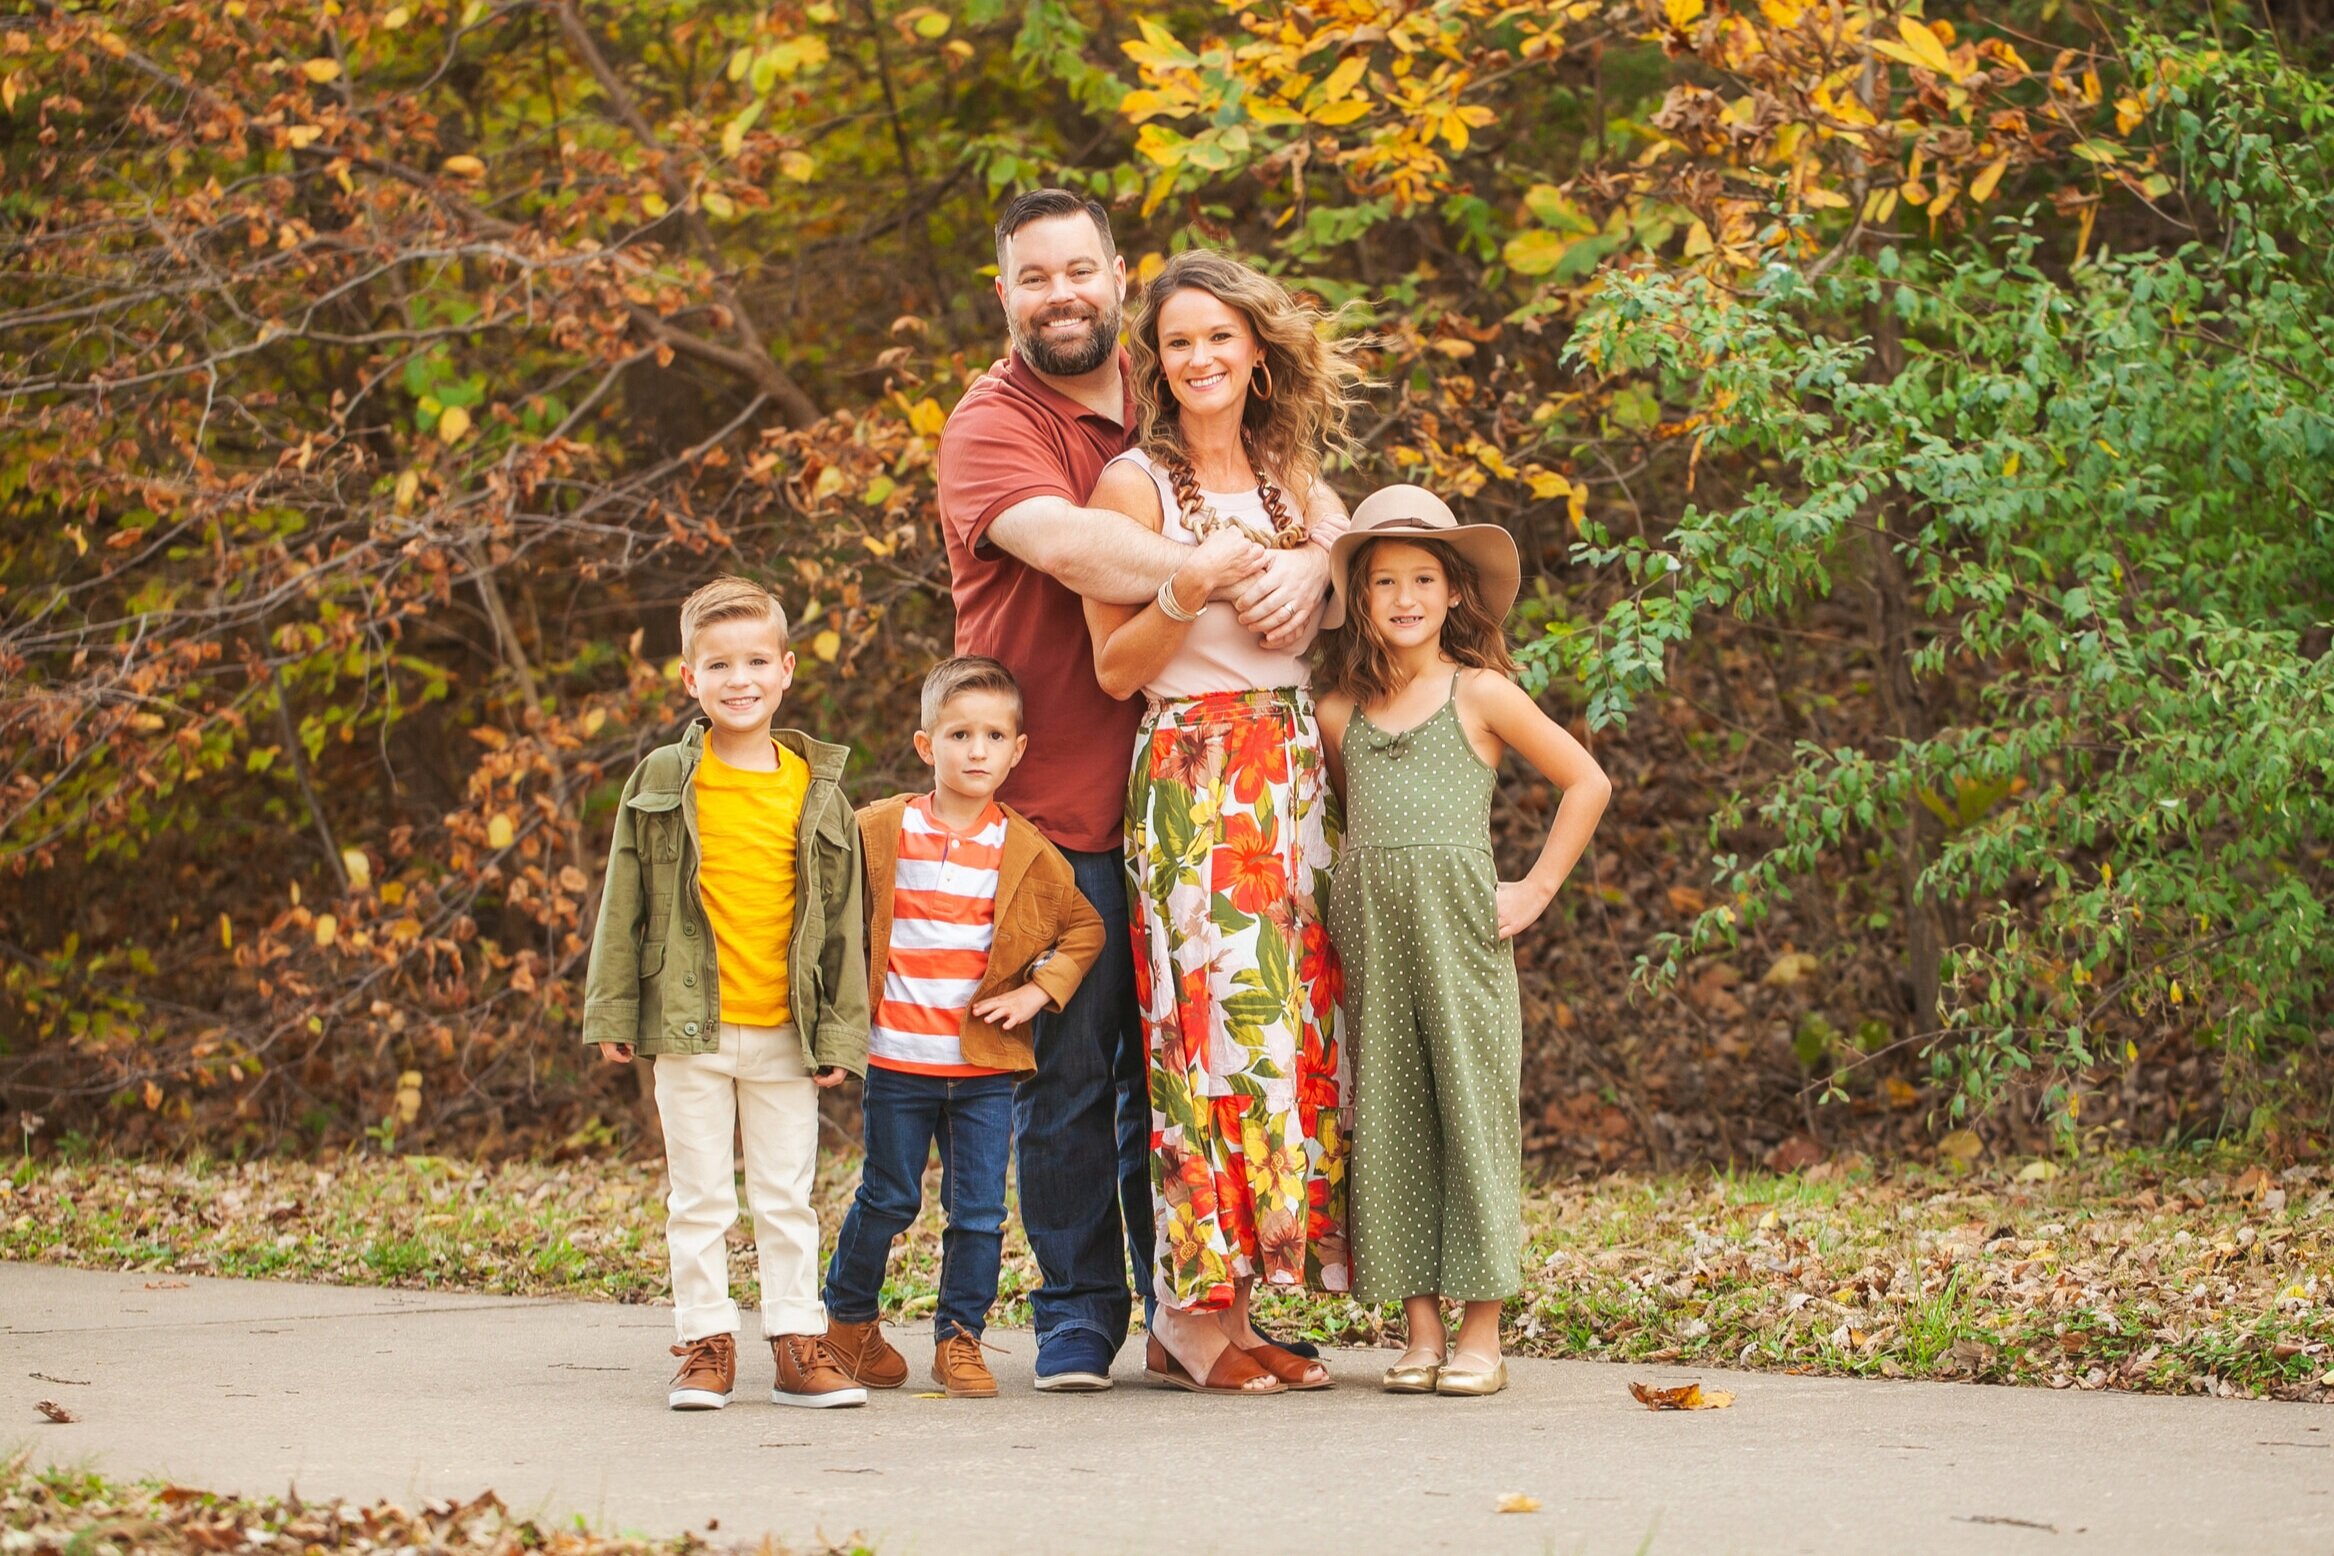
[
  {"x1": 1237, "y1": 1339, "x2": 1333, "y2": 1390},
  {"x1": 1144, "y1": 1336, "x2": 1287, "y2": 1395}
]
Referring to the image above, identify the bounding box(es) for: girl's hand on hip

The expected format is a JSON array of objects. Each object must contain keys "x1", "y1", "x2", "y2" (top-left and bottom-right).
[{"x1": 1494, "y1": 879, "x2": 1555, "y2": 940}]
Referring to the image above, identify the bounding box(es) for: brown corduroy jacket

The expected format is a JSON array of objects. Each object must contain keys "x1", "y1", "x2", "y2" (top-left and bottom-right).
[{"x1": 857, "y1": 793, "x2": 1107, "y2": 1076}]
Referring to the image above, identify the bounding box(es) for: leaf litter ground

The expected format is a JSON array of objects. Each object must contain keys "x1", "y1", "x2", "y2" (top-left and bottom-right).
[{"x1": 4, "y1": 1149, "x2": 2327, "y2": 1402}]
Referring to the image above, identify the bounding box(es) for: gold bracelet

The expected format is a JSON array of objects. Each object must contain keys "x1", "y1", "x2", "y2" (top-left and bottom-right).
[{"x1": 1156, "y1": 574, "x2": 1204, "y2": 623}]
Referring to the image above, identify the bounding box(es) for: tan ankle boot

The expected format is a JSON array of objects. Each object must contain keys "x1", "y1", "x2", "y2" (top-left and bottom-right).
[
  {"x1": 770, "y1": 1333, "x2": 867, "y2": 1409},
  {"x1": 825, "y1": 1316, "x2": 909, "y2": 1389},
  {"x1": 932, "y1": 1322, "x2": 998, "y2": 1398}
]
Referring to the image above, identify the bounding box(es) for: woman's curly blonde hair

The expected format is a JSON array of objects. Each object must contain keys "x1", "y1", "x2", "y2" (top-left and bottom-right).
[{"x1": 1128, "y1": 248, "x2": 1372, "y2": 514}]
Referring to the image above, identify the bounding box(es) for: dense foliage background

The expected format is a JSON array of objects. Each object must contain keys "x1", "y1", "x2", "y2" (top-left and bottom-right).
[{"x1": 3, "y1": 0, "x2": 2328, "y2": 1166}]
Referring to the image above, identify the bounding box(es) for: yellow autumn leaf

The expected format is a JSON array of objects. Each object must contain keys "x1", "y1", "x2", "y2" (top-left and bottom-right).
[
  {"x1": 218, "y1": 913, "x2": 234, "y2": 950},
  {"x1": 285, "y1": 124, "x2": 324, "y2": 149},
  {"x1": 383, "y1": 5, "x2": 411, "y2": 28},
  {"x1": 1800, "y1": 184, "x2": 1851, "y2": 210},
  {"x1": 486, "y1": 813, "x2": 515, "y2": 849},
  {"x1": 1938, "y1": 1128, "x2": 1984, "y2": 1166},
  {"x1": 1682, "y1": 219, "x2": 1714, "y2": 257},
  {"x1": 1664, "y1": 0, "x2": 1705, "y2": 29},
  {"x1": 1894, "y1": 16, "x2": 1955, "y2": 77},
  {"x1": 906, "y1": 397, "x2": 947, "y2": 438},
  {"x1": 701, "y1": 189, "x2": 736, "y2": 219},
  {"x1": 1758, "y1": 0, "x2": 1803, "y2": 24},
  {"x1": 394, "y1": 468, "x2": 420, "y2": 510},
  {"x1": 441, "y1": 153, "x2": 486, "y2": 178},
  {"x1": 1969, "y1": 156, "x2": 2008, "y2": 204},
  {"x1": 2003, "y1": 450, "x2": 2021, "y2": 477},
  {"x1": 811, "y1": 629, "x2": 841, "y2": 663},
  {"x1": 436, "y1": 404, "x2": 471, "y2": 444},
  {"x1": 313, "y1": 913, "x2": 338, "y2": 948},
  {"x1": 1309, "y1": 98, "x2": 1370, "y2": 127},
  {"x1": 300, "y1": 57, "x2": 342, "y2": 84},
  {"x1": 1, "y1": 72, "x2": 21, "y2": 116},
  {"x1": 2115, "y1": 93, "x2": 2147, "y2": 136},
  {"x1": 1441, "y1": 110, "x2": 1470, "y2": 153},
  {"x1": 779, "y1": 150, "x2": 815, "y2": 183},
  {"x1": 1495, "y1": 1494, "x2": 1541, "y2": 1514},
  {"x1": 1312, "y1": 54, "x2": 1368, "y2": 108},
  {"x1": 340, "y1": 846, "x2": 372, "y2": 889}
]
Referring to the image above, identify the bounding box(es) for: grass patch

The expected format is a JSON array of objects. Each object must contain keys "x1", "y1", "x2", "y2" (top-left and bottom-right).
[
  {"x1": 5, "y1": 1148, "x2": 2328, "y2": 1401},
  {"x1": 0, "y1": 1451, "x2": 862, "y2": 1554}
]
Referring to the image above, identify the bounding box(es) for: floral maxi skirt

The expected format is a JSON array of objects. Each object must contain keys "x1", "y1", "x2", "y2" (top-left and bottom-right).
[{"x1": 1125, "y1": 685, "x2": 1351, "y2": 1313}]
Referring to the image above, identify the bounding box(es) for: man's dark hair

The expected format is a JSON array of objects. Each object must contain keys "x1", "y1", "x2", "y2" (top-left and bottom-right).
[{"x1": 994, "y1": 188, "x2": 1116, "y2": 271}]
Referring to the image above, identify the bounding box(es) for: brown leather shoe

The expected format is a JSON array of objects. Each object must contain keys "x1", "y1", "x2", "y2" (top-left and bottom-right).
[
  {"x1": 932, "y1": 1323, "x2": 999, "y2": 1398},
  {"x1": 825, "y1": 1316, "x2": 909, "y2": 1390},
  {"x1": 770, "y1": 1333, "x2": 868, "y2": 1409},
  {"x1": 667, "y1": 1332, "x2": 735, "y2": 1410}
]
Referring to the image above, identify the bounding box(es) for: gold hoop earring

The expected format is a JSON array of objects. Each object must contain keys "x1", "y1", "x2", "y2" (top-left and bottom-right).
[{"x1": 1252, "y1": 359, "x2": 1273, "y2": 401}]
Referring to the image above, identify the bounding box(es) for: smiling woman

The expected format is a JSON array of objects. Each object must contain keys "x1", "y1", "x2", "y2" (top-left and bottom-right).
[{"x1": 1079, "y1": 249, "x2": 1373, "y2": 1396}]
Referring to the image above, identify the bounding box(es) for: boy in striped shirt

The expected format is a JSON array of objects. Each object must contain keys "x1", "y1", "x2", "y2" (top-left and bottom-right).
[{"x1": 822, "y1": 657, "x2": 1106, "y2": 1397}]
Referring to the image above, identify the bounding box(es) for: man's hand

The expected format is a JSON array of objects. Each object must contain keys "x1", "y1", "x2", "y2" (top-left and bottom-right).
[
  {"x1": 1235, "y1": 544, "x2": 1332, "y2": 650},
  {"x1": 812, "y1": 1066, "x2": 849, "y2": 1090},
  {"x1": 971, "y1": 983, "x2": 1052, "y2": 1031},
  {"x1": 597, "y1": 1042, "x2": 635, "y2": 1064}
]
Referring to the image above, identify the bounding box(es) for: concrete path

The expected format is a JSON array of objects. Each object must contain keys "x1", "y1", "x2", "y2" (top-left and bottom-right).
[{"x1": 4, "y1": 1263, "x2": 2328, "y2": 1554}]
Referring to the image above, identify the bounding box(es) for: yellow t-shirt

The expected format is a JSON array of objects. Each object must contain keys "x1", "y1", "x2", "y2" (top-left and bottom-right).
[{"x1": 692, "y1": 740, "x2": 810, "y2": 1027}]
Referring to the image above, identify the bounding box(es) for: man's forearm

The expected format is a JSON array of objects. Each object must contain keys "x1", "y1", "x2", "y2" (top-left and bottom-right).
[{"x1": 988, "y1": 497, "x2": 1185, "y2": 604}]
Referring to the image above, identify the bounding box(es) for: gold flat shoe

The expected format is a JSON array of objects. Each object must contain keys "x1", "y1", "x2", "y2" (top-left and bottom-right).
[
  {"x1": 1434, "y1": 1358, "x2": 1507, "y2": 1397},
  {"x1": 1381, "y1": 1357, "x2": 1443, "y2": 1394}
]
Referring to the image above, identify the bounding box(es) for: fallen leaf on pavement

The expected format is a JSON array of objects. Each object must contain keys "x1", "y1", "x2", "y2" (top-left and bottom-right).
[
  {"x1": 1629, "y1": 1381, "x2": 1734, "y2": 1410},
  {"x1": 37, "y1": 1400, "x2": 77, "y2": 1423},
  {"x1": 1495, "y1": 1494, "x2": 1541, "y2": 1514},
  {"x1": 912, "y1": 1391, "x2": 947, "y2": 1399},
  {"x1": 143, "y1": 1279, "x2": 189, "y2": 1290}
]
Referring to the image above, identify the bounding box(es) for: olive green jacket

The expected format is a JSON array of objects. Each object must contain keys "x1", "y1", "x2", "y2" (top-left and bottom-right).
[{"x1": 580, "y1": 722, "x2": 869, "y2": 1075}]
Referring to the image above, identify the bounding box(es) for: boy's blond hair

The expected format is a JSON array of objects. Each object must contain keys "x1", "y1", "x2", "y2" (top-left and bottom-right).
[
  {"x1": 678, "y1": 575, "x2": 788, "y2": 660},
  {"x1": 920, "y1": 655, "x2": 1023, "y2": 732}
]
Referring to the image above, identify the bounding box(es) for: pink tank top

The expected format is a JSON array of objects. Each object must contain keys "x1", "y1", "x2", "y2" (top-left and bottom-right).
[{"x1": 1105, "y1": 447, "x2": 1316, "y2": 701}]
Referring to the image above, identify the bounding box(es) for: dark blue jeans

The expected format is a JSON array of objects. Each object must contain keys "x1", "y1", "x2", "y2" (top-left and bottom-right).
[
  {"x1": 1016, "y1": 845, "x2": 1153, "y2": 1354},
  {"x1": 824, "y1": 1067, "x2": 1015, "y2": 1340}
]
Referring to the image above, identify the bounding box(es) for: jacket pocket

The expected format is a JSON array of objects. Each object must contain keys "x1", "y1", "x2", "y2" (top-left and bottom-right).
[
  {"x1": 626, "y1": 789, "x2": 684, "y2": 928},
  {"x1": 638, "y1": 938, "x2": 668, "y2": 1043}
]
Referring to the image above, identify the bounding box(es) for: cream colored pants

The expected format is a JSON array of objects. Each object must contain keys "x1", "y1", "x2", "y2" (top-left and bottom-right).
[{"x1": 654, "y1": 1021, "x2": 827, "y2": 1342}]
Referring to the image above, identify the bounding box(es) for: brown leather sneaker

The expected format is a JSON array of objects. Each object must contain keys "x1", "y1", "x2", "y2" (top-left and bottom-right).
[
  {"x1": 932, "y1": 1322, "x2": 999, "y2": 1398},
  {"x1": 770, "y1": 1333, "x2": 868, "y2": 1409},
  {"x1": 825, "y1": 1316, "x2": 909, "y2": 1390},
  {"x1": 667, "y1": 1332, "x2": 736, "y2": 1410}
]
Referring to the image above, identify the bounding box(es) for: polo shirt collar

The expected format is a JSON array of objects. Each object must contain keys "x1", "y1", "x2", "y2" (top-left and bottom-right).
[{"x1": 1001, "y1": 347, "x2": 1133, "y2": 430}]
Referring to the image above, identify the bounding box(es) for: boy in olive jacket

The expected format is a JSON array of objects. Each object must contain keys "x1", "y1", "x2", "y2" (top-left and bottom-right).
[{"x1": 583, "y1": 576, "x2": 871, "y2": 1413}]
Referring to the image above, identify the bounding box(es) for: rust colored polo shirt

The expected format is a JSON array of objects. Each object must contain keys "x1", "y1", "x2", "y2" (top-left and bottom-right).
[{"x1": 936, "y1": 350, "x2": 1141, "y2": 854}]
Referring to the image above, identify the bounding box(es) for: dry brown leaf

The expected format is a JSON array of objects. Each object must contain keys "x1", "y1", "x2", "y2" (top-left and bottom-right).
[
  {"x1": 1629, "y1": 1380, "x2": 1734, "y2": 1410},
  {"x1": 1495, "y1": 1493, "x2": 1542, "y2": 1514},
  {"x1": 37, "y1": 1399, "x2": 77, "y2": 1423},
  {"x1": 143, "y1": 1278, "x2": 189, "y2": 1289}
]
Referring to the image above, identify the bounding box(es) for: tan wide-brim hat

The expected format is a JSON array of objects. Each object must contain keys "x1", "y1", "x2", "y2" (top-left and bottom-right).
[{"x1": 1322, "y1": 483, "x2": 1522, "y2": 630}]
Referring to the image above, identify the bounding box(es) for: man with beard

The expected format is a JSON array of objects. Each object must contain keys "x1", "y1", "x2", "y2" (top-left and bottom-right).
[{"x1": 930, "y1": 189, "x2": 1336, "y2": 1391}]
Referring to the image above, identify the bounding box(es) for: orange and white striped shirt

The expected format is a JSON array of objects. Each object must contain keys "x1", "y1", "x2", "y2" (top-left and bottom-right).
[{"x1": 870, "y1": 795, "x2": 1009, "y2": 1076}]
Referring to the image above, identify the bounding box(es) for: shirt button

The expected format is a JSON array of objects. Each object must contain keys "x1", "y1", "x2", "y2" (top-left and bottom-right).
[{"x1": 682, "y1": 922, "x2": 696, "y2": 937}]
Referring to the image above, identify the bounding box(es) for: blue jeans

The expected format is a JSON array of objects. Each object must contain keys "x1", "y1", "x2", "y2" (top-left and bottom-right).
[
  {"x1": 1015, "y1": 845, "x2": 1153, "y2": 1353},
  {"x1": 824, "y1": 1068, "x2": 1015, "y2": 1340}
]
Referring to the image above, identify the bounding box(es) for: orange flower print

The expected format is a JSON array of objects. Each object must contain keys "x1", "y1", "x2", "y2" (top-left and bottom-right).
[
  {"x1": 1128, "y1": 690, "x2": 1348, "y2": 1312},
  {"x1": 1225, "y1": 714, "x2": 1290, "y2": 805},
  {"x1": 1211, "y1": 811, "x2": 1284, "y2": 918}
]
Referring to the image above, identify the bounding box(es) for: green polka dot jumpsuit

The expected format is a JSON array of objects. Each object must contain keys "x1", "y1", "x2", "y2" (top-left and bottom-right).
[{"x1": 1329, "y1": 673, "x2": 1523, "y2": 1305}]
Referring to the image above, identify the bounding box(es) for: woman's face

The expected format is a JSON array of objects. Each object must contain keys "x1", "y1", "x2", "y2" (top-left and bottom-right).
[
  {"x1": 1361, "y1": 541, "x2": 1451, "y2": 652},
  {"x1": 1155, "y1": 287, "x2": 1263, "y2": 421}
]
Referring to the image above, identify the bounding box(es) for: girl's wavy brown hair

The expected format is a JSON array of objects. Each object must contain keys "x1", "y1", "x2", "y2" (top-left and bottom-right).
[
  {"x1": 1128, "y1": 248, "x2": 1370, "y2": 510},
  {"x1": 1315, "y1": 536, "x2": 1518, "y2": 709}
]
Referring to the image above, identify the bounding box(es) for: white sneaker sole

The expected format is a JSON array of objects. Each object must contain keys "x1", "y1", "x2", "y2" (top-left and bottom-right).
[
  {"x1": 668, "y1": 1388, "x2": 730, "y2": 1410},
  {"x1": 1033, "y1": 1371, "x2": 1113, "y2": 1393},
  {"x1": 770, "y1": 1386, "x2": 868, "y2": 1408}
]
